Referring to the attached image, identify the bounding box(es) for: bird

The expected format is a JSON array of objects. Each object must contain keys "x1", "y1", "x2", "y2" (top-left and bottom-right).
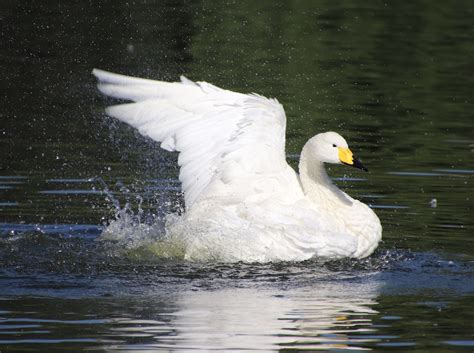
[{"x1": 92, "y1": 69, "x2": 382, "y2": 263}]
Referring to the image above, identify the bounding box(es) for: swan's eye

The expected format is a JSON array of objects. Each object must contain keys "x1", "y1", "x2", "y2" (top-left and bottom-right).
[{"x1": 332, "y1": 144, "x2": 337, "y2": 148}]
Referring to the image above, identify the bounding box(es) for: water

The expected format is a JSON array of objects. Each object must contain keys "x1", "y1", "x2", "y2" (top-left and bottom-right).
[{"x1": 1, "y1": 0, "x2": 473, "y2": 351}]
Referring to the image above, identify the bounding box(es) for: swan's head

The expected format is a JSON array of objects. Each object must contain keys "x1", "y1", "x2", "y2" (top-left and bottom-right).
[{"x1": 308, "y1": 131, "x2": 368, "y2": 171}]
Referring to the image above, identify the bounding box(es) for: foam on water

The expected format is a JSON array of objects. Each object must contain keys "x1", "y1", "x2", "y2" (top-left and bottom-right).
[
  {"x1": 100, "y1": 210, "x2": 188, "y2": 261},
  {"x1": 95, "y1": 177, "x2": 188, "y2": 261}
]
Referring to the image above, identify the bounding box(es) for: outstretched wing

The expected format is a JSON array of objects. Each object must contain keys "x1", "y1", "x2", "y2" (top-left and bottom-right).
[{"x1": 93, "y1": 69, "x2": 300, "y2": 209}]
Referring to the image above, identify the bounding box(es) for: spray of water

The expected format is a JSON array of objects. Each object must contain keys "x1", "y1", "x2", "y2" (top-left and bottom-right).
[{"x1": 91, "y1": 176, "x2": 187, "y2": 260}]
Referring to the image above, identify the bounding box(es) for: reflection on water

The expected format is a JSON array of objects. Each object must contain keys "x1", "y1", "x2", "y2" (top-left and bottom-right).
[
  {"x1": 121, "y1": 286, "x2": 380, "y2": 352},
  {"x1": 0, "y1": 258, "x2": 473, "y2": 352},
  {"x1": 0, "y1": 285, "x2": 381, "y2": 351},
  {"x1": 198, "y1": 288, "x2": 379, "y2": 348}
]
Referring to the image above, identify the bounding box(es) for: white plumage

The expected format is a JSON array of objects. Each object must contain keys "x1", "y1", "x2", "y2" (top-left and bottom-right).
[{"x1": 93, "y1": 69, "x2": 382, "y2": 262}]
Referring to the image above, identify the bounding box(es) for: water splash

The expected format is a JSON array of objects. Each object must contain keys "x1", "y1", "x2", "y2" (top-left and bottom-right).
[{"x1": 92, "y1": 177, "x2": 186, "y2": 260}]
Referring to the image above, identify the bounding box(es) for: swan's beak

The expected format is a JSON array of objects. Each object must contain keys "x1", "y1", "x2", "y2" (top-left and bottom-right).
[{"x1": 338, "y1": 147, "x2": 368, "y2": 172}]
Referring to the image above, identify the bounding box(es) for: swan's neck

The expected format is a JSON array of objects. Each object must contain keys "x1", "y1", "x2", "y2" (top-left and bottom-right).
[{"x1": 298, "y1": 143, "x2": 353, "y2": 207}]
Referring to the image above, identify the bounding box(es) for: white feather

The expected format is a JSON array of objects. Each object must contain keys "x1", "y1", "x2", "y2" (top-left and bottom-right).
[
  {"x1": 93, "y1": 69, "x2": 382, "y2": 262},
  {"x1": 93, "y1": 69, "x2": 292, "y2": 208}
]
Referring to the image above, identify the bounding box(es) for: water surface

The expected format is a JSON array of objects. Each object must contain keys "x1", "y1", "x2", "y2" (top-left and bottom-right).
[{"x1": 1, "y1": 1, "x2": 473, "y2": 352}]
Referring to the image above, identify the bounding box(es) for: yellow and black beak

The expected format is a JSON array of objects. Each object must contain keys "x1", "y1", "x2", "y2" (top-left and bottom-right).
[{"x1": 338, "y1": 147, "x2": 368, "y2": 172}]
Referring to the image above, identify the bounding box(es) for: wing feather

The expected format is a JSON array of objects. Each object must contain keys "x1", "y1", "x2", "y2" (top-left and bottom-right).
[{"x1": 93, "y1": 69, "x2": 298, "y2": 208}]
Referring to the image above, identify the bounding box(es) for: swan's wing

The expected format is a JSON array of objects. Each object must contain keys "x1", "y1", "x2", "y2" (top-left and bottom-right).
[{"x1": 92, "y1": 69, "x2": 300, "y2": 208}]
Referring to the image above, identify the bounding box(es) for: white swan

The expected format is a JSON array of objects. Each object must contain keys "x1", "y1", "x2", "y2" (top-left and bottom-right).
[{"x1": 92, "y1": 69, "x2": 382, "y2": 262}]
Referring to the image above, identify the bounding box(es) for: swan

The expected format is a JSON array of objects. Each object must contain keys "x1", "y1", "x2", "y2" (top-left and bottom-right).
[{"x1": 92, "y1": 69, "x2": 382, "y2": 262}]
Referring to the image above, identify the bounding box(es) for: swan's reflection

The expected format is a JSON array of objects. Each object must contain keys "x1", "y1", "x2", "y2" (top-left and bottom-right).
[{"x1": 133, "y1": 280, "x2": 381, "y2": 351}]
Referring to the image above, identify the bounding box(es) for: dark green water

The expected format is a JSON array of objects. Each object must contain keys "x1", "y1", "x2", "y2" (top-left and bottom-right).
[{"x1": 1, "y1": 1, "x2": 473, "y2": 352}]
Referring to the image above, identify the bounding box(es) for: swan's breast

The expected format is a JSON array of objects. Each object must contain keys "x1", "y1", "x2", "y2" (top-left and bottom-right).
[{"x1": 343, "y1": 200, "x2": 382, "y2": 257}]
